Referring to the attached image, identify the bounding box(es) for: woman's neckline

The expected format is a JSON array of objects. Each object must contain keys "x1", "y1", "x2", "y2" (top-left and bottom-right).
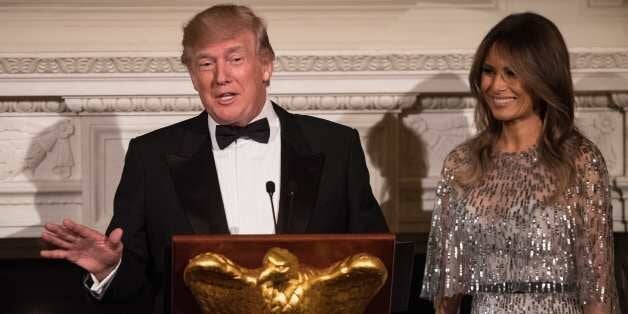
[{"x1": 492, "y1": 143, "x2": 539, "y2": 159}]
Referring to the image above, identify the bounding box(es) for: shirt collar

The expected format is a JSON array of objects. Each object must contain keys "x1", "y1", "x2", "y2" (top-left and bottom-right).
[{"x1": 208, "y1": 96, "x2": 277, "y2": 150}]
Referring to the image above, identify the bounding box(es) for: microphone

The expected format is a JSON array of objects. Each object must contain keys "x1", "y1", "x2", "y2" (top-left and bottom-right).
[{"x1": 265, "y1": 181, "x2": 277, "y2": 233}]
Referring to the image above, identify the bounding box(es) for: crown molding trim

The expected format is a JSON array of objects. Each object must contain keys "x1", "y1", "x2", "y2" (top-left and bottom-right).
[
  {"x1": 0, "y1": 93, "x2": 623, "y2": 113},
  {"x1": 0, "y1": 51, "x2": 626, "y2": 97},
  {"x1": 0, "y1": 51, "x2": 627, "y2": 75}
]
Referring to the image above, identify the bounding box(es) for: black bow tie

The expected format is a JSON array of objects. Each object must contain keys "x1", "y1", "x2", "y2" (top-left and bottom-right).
[{"x1": 215, "y1": 118, "x2": 270, "y2": 149}]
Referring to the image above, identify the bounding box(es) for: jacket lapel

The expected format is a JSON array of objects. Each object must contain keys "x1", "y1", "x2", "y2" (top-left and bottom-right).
[
  {"x1": 165, "y1": 112, "x2": 229, "y2": 235},
  {"x1": 274, "y1": 103, "x2": 324, "y2": 234}
]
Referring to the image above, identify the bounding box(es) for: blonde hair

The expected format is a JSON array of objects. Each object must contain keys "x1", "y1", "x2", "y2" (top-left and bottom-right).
[{"x1": 180, "y1": 4, "x2": 275, "y2": 67}]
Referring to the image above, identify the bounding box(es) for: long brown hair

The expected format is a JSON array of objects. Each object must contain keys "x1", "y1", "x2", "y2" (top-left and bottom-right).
[{"x1": 462, "y1": 12, "x2": 580, "y2": 195}]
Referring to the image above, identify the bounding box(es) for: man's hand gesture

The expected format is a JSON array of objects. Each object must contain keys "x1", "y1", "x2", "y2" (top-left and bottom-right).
[{"x1": 41, "y1": 219, "x2": 123, "y2": 281}]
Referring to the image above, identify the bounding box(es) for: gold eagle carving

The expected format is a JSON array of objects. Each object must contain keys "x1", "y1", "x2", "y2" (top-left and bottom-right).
[{"x1": 183, "y1": 247, "x2": 388, "y2": 314}]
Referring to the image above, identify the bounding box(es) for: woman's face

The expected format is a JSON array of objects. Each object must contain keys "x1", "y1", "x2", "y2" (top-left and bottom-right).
[{"x1": 480, "y1": 45, "x2": 538, "y2": 125}]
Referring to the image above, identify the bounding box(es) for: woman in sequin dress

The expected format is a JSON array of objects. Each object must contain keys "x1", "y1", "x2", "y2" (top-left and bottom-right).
[{"x1": 420, "y1": 12, "x2": 619, "y2": 314}]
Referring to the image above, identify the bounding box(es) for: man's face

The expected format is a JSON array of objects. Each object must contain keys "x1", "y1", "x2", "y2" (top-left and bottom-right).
[{"x1": 188, "y1": 31, "x2": 272, "y2": 127}]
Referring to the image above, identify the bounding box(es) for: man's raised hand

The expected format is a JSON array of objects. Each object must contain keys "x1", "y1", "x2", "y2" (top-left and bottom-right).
[{"x1": 41, "y1": 218, "x2": 123, "y2": 281}]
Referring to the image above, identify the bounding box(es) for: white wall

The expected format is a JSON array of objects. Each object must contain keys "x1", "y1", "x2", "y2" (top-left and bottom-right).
[{"x1": 0, "y1": 0, "x2": 627, "y2": 237}]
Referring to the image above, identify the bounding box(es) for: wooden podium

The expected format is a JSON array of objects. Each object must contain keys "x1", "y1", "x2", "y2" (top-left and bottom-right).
[{"x1": 171, "y1": 233, "x2": 395, "y2": 314}]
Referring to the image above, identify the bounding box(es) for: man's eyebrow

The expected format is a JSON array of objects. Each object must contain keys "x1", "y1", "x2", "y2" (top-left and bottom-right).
[
  {"x1": 224, "y1": 45, "x2": 246, "y2": 55},
  {"x1": 194, "y1": 45, "x2": 246, "y2": 60},
  {"x1": 194, "y1": 52, "x2": 214, "y2": 60}
]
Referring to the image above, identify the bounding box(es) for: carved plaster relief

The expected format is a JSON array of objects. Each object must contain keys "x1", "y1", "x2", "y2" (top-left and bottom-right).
[
  {"x1": 3, "y1": 94, "x2": 621, "y2": 114},
  {"x1": 0, "y1": 100, "x2": 65, "y2": 113},
  {"x1": 612, "y1": 92, "x2": 628, "y2": 108},
  {"x1": 397, "y1": 111, "x2": 474, "y2": 232},
  {"x1": 0, "y1": 118, "x2": 77, "y2": 181},
  {"x1": 575, "y1": 109, "x2": 624, "y2": 176},
  {"x1": 65, "y1": 96, "x2": 203, "y2": 113},
  {"x1": 271, "y1": 94, "x2": 415, "y2": 111},
  {"x1": 0, "y1": 57, "x2": 186, "y2": 74},
  {"x1": 1, "y1": 51, "x2": 626, "y2": 75},
  {"x1": 401, "y1": 111, "x2": 475, "y2": 177},
  {"x1": 62, "y1": 94, "x2": 416, "y2": 113}
]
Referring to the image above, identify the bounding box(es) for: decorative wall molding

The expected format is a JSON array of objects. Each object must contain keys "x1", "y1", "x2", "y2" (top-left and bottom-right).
[
  {"x1": 2, "y1": 93, "x2": 625, "y2": 113},
  {"x1": 1, "y1": 51, "x2": 627, "y2": 75},
  {"x1": 273, "y1": 54, "x2": 475, "y2": 72},
  {"x1": 271, "y1": 95, "x2": 416, "y2": 111},
  {"x1": 418, "y1": 96, "x2": 476, "y2": 110},
  {"x1": 0, "y1": 57, "x2": 187, "y2": 75},
  {"x1": 64, "y1": 96, "x2": 201, "y2": 113},
  {"x1": 575, "y1": 95, "x2": 613, "y2": 108},
  {"x1": 0, "y1": 100, "x2": 65, "y2": 113},
  {"x1": 587, "y1": 0, "x2": 625, "y2": 7},
  {"x1": 576, "y1": 109, "x2": 624, "y2": 176},
  {"x1": 62, "y1": 95, "x2": 416, "y2": 113},
  {"x1": 1, "y1": 52, "x2": 625, "y2": 97},
  {"x1": 612, "y1": 93, "x2": 628, "y2": 107},
  {"x1": 418, "y1": 93, "x2": 624, "y2": 110}
]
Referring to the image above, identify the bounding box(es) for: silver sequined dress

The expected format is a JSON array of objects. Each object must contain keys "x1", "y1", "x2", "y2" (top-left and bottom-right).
[{"x1": 421, "y1": 138, "x2": 619, "y2": 313}]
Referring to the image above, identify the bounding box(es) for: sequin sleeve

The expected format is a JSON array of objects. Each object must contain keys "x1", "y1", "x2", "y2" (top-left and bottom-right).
[
  {"x1": 420, "y1": 148, "x2": 465, "y2": 302},
  {"x1": 574, "y1": 143, "x2": 619, "y2": 313}
]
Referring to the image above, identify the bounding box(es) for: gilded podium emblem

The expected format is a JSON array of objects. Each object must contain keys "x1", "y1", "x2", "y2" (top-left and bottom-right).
[{"x1": 183, "y1": 247, "x2": 388, "y2": 314}]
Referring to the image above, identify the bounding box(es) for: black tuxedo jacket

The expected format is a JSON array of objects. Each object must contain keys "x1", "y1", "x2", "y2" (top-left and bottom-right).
[{"x1": 100, "y1": 103, "x2": 388, "y2": 310}]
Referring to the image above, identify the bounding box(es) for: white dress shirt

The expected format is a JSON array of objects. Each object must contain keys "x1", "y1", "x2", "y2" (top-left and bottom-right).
[
  {"x1": 88, "y1": 97, "x2": 281, "y2": 296},
  {"x1": 209, "y1": 97, "x2": 281, "y2": 234}
]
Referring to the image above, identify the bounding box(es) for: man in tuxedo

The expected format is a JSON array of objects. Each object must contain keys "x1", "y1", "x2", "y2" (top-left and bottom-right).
[{"x1": 40, "y1": 4, "x2": 387, "y2": 312}]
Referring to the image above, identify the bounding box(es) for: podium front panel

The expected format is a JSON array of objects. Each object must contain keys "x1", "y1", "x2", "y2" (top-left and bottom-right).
[{"x1": 171, "y1": 233, "x2": 395, "y2": 314}]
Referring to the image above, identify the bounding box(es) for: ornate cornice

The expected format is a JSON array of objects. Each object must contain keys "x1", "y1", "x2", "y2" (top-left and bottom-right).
[
  {"x1": 273, "y1": 54, "x2": 475, "y2": 72},
  {"x1": 0, "y1": 100, "x2": 66, "y2": 113},
  {"x1": 417, "y1": 94, "x2": 623, "y2": 110},
  {"x1": 63, "y1": 96, "x2": 201, "y2": 113},
  {"x1": 59, "y1": 94, "x2": 416, "y2": 113},
  {"x1": 0, "y1": 57, "x2": 187, "y2": 75},
  {"x1": 1, "y1": 51, "x2": 627, "y2": 75},
  {"x1": 571, "y1": 51, "x2": 628, "y2": 70},
  {"x1": 418, "y1": 96, "x2": 476, "y2": 110},
  {"x1": 271, "y1": 94, "x2": 416, "y2": 111},
  {"x1": 611, "y1": 93, "x2": 628, "y2": 108},
  {"x1": 575, "y1": 95, "x2": 612, "y2": 108},
  {"x1": 1, "y1": 93, "x2": 622, "y2": 113}
]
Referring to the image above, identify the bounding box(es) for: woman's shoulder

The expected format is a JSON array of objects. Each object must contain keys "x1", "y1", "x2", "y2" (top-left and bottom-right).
[
  {"x1": 569, "y1": 134, "x2": 605, "y2": 166},
  {"x1": 442, "y1": 142, "x2": 473, "y2": 171},
  {"x1": 566, "y1": 133, "x2": 608, "y2": 178}
]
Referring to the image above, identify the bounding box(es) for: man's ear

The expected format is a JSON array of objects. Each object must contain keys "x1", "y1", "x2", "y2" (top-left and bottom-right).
[{"x1": 262, "y1": 60, "x2": 273, "y2": 83}]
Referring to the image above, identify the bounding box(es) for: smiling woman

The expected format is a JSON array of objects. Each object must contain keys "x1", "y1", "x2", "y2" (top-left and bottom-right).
[
  {"x1": 420, "y1": 12, "x2": 620, "y2": 314},
  {"x1": 479, "y1": 46, "x2": 537, "y2": 129}
]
